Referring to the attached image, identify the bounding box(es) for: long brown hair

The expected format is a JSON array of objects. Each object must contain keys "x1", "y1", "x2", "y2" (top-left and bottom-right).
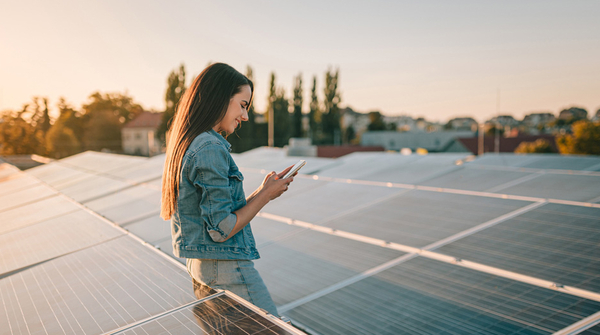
[{"x1": 161, "y1": 63, "x2": 253, "y2": 220}]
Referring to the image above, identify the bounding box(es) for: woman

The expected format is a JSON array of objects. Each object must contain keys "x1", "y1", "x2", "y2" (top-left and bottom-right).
[{"x1": 161, "y1": 63, "x2": 293, "y2": 317}]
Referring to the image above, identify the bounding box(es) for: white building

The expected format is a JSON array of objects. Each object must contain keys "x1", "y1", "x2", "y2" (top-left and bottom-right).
[{"x1": 122, "y1": 111, "x2": 163, "y2": 156}]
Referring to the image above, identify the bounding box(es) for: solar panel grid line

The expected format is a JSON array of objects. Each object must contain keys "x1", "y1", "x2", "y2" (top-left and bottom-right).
[
  {"x1": 553, "y1": 311, "x2": 600, "y2": 335},
  {"x1": 395, "y1": 260, "x2": 591, "y2": 322},
  {"x1": 384, "y1": 270, "x2": 557, "y2": 333},
  {"x1": 105, "y1": 292, "x2": 225, "y2": 335},
  {"x1": 278, "y1": 253, "x2": 418, "y2": 313},
  {"x1": 421, "y1": 254, "x2": 600, "y2": 303},
  {"x1": 548, "y1": 199, "x2": 600, "y2": 209},
  {"x1": 288, "y1": 283, "x2": 500, "y2": 335},
  {"x1": 312, "y1": 189, "x2": 410, "y2": 226},
  {"x1": 466, "y1": 162, "x2": 600, "y2": 177},
  {"x1": 104, "y1": 238, "x2": 191, "y2": 299},
  {"x1": 484, "y1": 172, "x2": 545, "y2": 193},
  {"x1": 25, "y1": 171, "x2": 188, "y2": 273},
  {"x1": 310, "y1": 172, "x2": 600, "y2": 208},
  {"x1": 119, "y1": 211, "x2": 162, "y2": 227},
  {"x1": 585, "y1": 162, "x2": 600, "y2": 172},
  {"x1": 256, "y1": 209, "x2": 600, "y2": 305},
  {"x1": 0, "y1": 192, "x2": 58, "y2": 214},
  {"x1": 423, "y1": 201, "x2": 547, "y2": 251}
]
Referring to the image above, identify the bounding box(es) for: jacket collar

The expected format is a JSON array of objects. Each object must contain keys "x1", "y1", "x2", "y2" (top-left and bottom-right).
[{"x1": 208, "y1": 129, "x2": 232, "y2": 152}]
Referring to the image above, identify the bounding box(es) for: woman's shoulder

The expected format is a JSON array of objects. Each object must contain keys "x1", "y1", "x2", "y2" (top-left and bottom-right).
[
  {"x1": 187, "y1": 130, "x2": 230, "y2": 157},
  {"x1": 184, "y1": 130, "x2": 230, "y2": 165}
]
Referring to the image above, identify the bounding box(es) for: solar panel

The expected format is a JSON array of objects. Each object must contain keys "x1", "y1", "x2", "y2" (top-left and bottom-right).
[
  {"x1": 104, "y1": 154, "x2": 165, "y2": 183},
  {"x1": 285, "y1": 257, "x2": 600, "y2": 335},
  {"x1": 26, "y1": 162, "x2": 91, "y2": 188},
  {"x1": 0, "y1": 209, "x2": 123, "y2": 275},
  {"x1": 262, "y1": 180, "x2": 403, "y2": 224},
  {"x1": 0, "y1": 195, "x2": 80, "y2": 235},
  {"x1": 322, "y1": 189, "x2": 533, "y2": 247},
  {"x1": 84, "y1": 185, "x2": 160, "y2": 224},
  {"x1": 59, "y1": 151, "x2": 145, "y2": 174},
  {"x1": 0, "y1": 174, "x2": 43, "y2": 196},
  {"x1": 249, "y1": 216, "x2": 306, "y2": 248},
  {"x1": 0, "y1": 163, "x2": 21, "y2": 180},
  {"x1": 435, "y1": 203, "x2": 600, "y2": 293},
  {"x1": 255, "y1": 227, "x2": 405, "y2": 306},
  {"x1": 419, "y1": 166, "x2": 536, "y2": 192},
  {"x1": 0, "y1": 183, "x2": 57, "y2": 212},
  {"x1": 113, "y1": 292, "x2": 304, "y2": 335},
  {"x1": 0, "y1": 235, "x2": 195, "y2": 335},
  {"x1": 496, "y1": 174, "x2": 600, "y2": 202},
  {"x1": 519, "y1": 156, "x2": 600, "y2": 171},
  {"x1": 58, "y1": 175, "x2": 132, "y2": 203},
  {"x1": 124, "y1": 215, "x2": 170, "y2": 244}
]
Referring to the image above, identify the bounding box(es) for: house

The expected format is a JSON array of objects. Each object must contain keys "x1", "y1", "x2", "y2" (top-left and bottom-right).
[{"x1": 121, "y1": 111, "x2": 163, "y2": 156}]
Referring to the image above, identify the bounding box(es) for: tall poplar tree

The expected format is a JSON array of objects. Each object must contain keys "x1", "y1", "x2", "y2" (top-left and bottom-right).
[
  {"x1": 273, "y1": 87, "x2": 290, "y2": 147},
  {"x1": 322, "y1": 68, "x2": 341, "y2": 145},
  {"x1": 308, "y1": 76, "x2": 320, "y2": 144},
  {"x1": 291, "y1": 73, "x2": 303, "y2": 138}
]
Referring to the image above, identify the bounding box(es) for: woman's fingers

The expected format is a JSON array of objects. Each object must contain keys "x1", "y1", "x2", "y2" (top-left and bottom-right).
[{"x1": 276, "y1": 165, "x2": 294, "y2": 179}]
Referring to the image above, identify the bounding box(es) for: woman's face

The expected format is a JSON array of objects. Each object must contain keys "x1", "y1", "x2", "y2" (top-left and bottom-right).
[{"x1": 213, "y1": 85, "x2": 251, "y2": 134}]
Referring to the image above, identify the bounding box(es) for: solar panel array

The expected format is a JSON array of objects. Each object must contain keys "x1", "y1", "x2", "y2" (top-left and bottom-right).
[
  {"x1": 1, "y1": 149, "x2": 599, "y2": 334},
  {"x1": 0, "y1": 154, "x2": 304, "y2": 335}
]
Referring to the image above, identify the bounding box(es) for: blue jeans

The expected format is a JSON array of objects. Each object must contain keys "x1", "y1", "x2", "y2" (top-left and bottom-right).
[{"x1": 187, "y1": 258, "x2": 279, "y2": 317}]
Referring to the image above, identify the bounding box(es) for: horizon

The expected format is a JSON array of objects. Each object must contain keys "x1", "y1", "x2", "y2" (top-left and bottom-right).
[{"x1": 1, "y1": 0, "x2": 599, "y2": 124}]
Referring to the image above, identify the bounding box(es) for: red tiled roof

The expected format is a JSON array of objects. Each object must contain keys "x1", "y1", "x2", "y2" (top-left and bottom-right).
[
  {"x1": 317, "y1": 145, "x2": 385, "y2": 158},
  {"x1": 124, "y1": 111, "x2": 163, "y2": 129}
]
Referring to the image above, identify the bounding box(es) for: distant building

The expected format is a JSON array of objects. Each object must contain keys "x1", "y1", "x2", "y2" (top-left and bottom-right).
[
  {"x1": 122, "y1": 111, "x2": 163, "y2": 156},
  {"x1": 361, "y1": 131, "x2": 475, "y2": 152},
  {"x1": 523, "y1": 112, "x2": 555, "y2": 127},
  {"x1": 340, "y1": 107, "x2": 370, "y2": 134},
  {"x1": 487, "y1": 115, "x2": 519, "y2": 127},
  {"x1": 445, "y1": 117, "x2": 478, "y2": 131},
  {"x1": 592, "y1": 110, "x2": 600, "y2": 122},
  {"x1": 558, "y1": 107, "x2": 588, "y2": 121}
]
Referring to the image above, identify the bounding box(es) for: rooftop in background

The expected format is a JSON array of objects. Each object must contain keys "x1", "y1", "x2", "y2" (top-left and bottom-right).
[{"x1": 2, "y1": 148, "x2": 600, "y2": 334}]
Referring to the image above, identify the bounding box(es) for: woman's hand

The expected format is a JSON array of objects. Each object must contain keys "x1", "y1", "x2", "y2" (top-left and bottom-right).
[{"x1": 259, "y1": 166, "x2": 295, "y2": 201}]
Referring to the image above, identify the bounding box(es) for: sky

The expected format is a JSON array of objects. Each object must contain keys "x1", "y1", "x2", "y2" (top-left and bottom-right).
[{"x1": 1, "y1": 0, "x2": 599, "y2": 123}]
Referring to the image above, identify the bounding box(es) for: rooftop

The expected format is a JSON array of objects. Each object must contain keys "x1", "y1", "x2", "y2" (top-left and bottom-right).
[{"x1": 1, "y1": 149, "x2": 600, "y2": 334}]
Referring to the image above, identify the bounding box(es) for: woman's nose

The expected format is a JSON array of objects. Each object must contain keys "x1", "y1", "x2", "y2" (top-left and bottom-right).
[{"x1": 242, "y1": 109, "x2": 249, "y2": 121}]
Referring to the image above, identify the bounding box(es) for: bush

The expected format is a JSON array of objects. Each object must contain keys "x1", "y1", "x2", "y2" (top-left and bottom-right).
[{"x1": 514, "y1": 139, "x2": 555, "y2": 154}]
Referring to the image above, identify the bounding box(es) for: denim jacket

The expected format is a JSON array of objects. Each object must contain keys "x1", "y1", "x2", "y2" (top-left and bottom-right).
[{"x1": 171, "y1": 129, "x2": 259, "y2": 260}]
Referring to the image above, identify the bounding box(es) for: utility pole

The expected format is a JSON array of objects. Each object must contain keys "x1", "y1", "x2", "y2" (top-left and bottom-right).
[
  {"x1": 495, "y1": 89, "x2": 500, "y2": 154},
  {"x1": 478, "y1": 123, "x2": 484, "y2": 156}
]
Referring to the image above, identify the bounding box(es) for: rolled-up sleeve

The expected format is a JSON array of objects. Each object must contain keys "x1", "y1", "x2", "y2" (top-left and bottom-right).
[{"x1": 190, "y1": 143, "x2": 237, "y2": 242}]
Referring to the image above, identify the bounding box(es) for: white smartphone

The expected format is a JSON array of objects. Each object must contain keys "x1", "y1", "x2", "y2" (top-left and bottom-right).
[{"x1": 282, "y1": 160, "x2": 306, "y2": 179}]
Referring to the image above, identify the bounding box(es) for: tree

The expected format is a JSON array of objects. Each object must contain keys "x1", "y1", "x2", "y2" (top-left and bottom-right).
[
  {"x1": 322, "y1": 68, "x2": 341, "y2": 144},
  {"x1": 158, "y1": 64, "x2": 186, "y2": 142},
  {"x1": 514, "y1": 139, "x2": 555, "y2": 154},
  {"x1": 228, "y1": 65, "x2": 258, "y2": 153},
  {"x1": 0, "y1": 110, "x2": 43, "y2": 155},
  {"x1": 81, "y1": 92, "x2": 143, "y2": 152},
  {"x1": 308, "y1": 76, "x2": 321, "y2": 144},
  {"x1": 291, "y1": 73, "x2": 303, "y2": 138},
  {"x1": 556, "y1": 120, "x2": 600, "y2": 155},
  {"x1": 273, "y1": 87, "x2": 290, "y2": 147},
  {"x1": 46, "y1": 98, "x2": 82, "y2": 158},
  {"x1": 368, "y1": 111, "x2": 387, "y2": 131}
]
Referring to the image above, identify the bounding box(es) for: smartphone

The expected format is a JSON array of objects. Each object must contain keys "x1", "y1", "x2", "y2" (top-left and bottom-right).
[{"x1": 282, "y1": 160, "x2": 306, "y2": 179}]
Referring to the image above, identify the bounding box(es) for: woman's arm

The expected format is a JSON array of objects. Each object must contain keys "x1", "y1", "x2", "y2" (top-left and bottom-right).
[{"x1": 226, "y1": 166, "x2": 295, "y2": 241}]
